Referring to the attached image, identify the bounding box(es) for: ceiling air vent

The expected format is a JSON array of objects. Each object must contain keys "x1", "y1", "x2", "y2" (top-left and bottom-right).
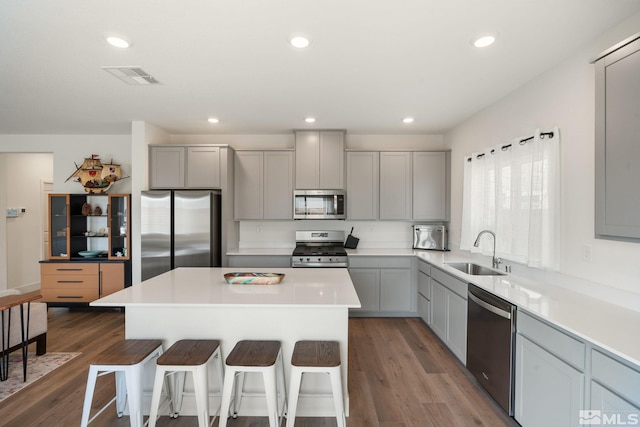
[{"x1": 101, "y1": 66, "x2": 161, "y2": 85}]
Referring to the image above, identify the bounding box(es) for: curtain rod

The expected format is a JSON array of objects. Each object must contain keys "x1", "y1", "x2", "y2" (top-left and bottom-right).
[{"x1": 467, "y1": 131, "x2": 555, "y2": 162}]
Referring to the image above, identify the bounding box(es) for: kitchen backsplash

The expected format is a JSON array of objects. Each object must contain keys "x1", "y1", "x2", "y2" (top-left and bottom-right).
[{"x1": 238, "y1": 221, "x2": 422, "y2": 249}]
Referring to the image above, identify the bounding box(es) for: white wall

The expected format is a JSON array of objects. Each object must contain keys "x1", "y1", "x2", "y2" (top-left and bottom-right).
[
  {"x1": 444, "y1": 13, "x2": 640, "y2": 296},
  {"x1": 0, "y1": 135, "x2": 132, "y2": 193},
  {"x1": 0, "y1": 135, "x2": 131, "y2": 290},
  {"x1": 0, "y1": 153, "x2": 53, "y2": 290}
]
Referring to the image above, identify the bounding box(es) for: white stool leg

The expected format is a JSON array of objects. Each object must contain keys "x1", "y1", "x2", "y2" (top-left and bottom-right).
[
  {"x1": 148, "y1": 366, "x2": 167, "y2": 427},
  {"x1": 174, "y1": 370, "x2": 187, "y2": 416},
  {"x1": 212, "y1": 349, "x2": 224, "y2": 417},
  {"x1": 192, "y1": 364, "x2": 210, "y2": 427},
  {"x1": 277, "y1": 352, "x2": 287, "y2": 420},
  {"x1": 263, "y1": 364, "x2": 279, "y2": 427},
  {"x1": 286, "y1": 366, "x2": 303, "y2": 427},
  {"x1": 80, "y1": 365, "x2": 99, "y2": 427},
  {"x1": 218, "y1": 365, "x2": 237, "y2": 427},
  {"x1": 233, "y1": 371, "x2": 245, "y2": 417},
  {"x1": 124, "y1": 364, "x2": 144, "y2": 427},
  {"x1": 115, "y1": 370, "x2": 127, "y2": 417},
  {"x1": 329, "y1": 366, "x2": 346, "y2": 427}
]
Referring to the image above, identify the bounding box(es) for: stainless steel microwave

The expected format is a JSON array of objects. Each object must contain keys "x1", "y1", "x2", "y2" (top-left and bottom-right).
[{"x1": 294, "y1": 190, "x2": 346, "y2": 220}]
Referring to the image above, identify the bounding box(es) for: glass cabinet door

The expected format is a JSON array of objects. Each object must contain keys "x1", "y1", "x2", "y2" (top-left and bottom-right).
[
  {"x1": 49, "y1": 194, "x2": 70, "y2": 259},
  {"x1": 108, "y1": 194, "x2": 130, "y2": 260}
]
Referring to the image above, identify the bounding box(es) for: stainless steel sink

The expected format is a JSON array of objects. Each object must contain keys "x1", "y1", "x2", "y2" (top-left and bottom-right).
[{"x1": 445, "y1": 262, "x2": 506, "y2": 276}]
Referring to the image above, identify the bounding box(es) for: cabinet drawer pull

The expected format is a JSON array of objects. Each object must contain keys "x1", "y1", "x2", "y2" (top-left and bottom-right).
[
  {"x1": 57, "y1": 280, "x2": 84, "y2": 284},
  {"x1": 56, "y1": 268, "x2": 84, "y2": 272},
  {"x1": 57, "y1": 296, "x2": 83, "y2": 299}
]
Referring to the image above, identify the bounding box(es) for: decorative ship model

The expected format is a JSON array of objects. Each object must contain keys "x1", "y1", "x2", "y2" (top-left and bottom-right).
[{"x1": 65, "y1": 154, "x2": 128, "y2": 194}]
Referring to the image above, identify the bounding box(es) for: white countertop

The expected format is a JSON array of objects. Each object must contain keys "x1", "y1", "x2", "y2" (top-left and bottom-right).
[
  {"x1": 410, "y1": 250, "x2": 640, "y2": 367},
  {"x1": 92, "y1": 267, "x2": 361, "y2": 309},
  {"x1": 228, "y1": 247, "x2": 640, "y2": 366}
]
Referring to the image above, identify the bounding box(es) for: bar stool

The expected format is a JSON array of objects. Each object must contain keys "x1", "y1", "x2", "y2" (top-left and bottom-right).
[
  {"x1": 218, "y1": 340, "x2": 287, "y2": 427},
  {"x1": 81, "y1": 339, "x2": 164, "y2": 427},
  {"x1": 286, "y1": 341, "x2": 345, "y2": 427},
  {"x1": 148, "y1": 339, "x2": 224, "y2": 427}
]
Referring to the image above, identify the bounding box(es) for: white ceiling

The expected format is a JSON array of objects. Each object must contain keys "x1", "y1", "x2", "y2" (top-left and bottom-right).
[{"x1": 1, "y1": 1, "x2": 639, "y2": 135}]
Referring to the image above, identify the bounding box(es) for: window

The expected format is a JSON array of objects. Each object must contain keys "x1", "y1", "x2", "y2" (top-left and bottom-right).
[{"x1": 461, "y1": 128, "x2": 560, "y2": 270}]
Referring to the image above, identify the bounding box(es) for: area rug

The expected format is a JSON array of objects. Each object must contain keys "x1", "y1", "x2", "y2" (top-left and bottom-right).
[{"x1": 0, "y1": 352, "x2": 81, "y2": 402}]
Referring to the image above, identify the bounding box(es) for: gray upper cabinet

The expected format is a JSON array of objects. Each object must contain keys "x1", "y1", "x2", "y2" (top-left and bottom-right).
[
  {"x1": 186, "y1": 146, "x2": 220, "y2": 188},
  {"x1": 264, "y1": 151, "x2": 294, "y2": 219},
  {"x1": 149, "y1": 145, "x2": 220, "y2": 189},
  {"x1": 595, "y1": 35, "x2": 640, "y2": 240},
  {"x1": 379, "y1": 152, "x2": 412, "y2": 220},
  {"x1": 150, "y1": 146, "x2": 185, "y2": 188},
  {"x1": 295, "y1": 130, "x2": 345, "y2": 189},
  {"x1": 413, "y1": 151, "x2": 449, "y2": 221},
  {"x1": 234, "y1": 150, "x2": 293, "y2": 220},
  {"x1": 346, "y1": 151, "x2": 379, "y2": 220}
]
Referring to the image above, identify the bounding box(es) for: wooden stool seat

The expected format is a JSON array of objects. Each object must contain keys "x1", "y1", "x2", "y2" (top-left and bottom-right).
[
  {"x1": 157, "y1": 339, "x2": 220, "y2": 366},
  {"x1": 90, "y1": 339, "x2": 163, "y2": 365},
  {"x1": 219, "y1": 340, "x2": 286, "y2": 427},
  {"x1": 287, "y1": 340, "x2": 345, "y2": 427},
  {"x1": 149, "y1": 339, "x2": 224, "y2": 427},
  {"x1": 291, "y1": 340, "x2": 340, "y2": 368},
  {"x1": 225, "y1": 340, "x2": 281, "y2": 367},
  {"x1": 81, "y1": 339, "x2": 164, "y2": 427}
]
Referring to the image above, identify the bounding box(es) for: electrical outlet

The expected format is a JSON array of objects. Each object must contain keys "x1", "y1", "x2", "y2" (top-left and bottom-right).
[
  {"x1": 6, "y1": 208, "x2": 18, "y2": 218},
  {"x1": 581, "y1": 244, "x2": 593, "y2": 263}
]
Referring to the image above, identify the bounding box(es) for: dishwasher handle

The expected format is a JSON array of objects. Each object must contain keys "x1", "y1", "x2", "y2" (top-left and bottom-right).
[{"x1": 468, "y1": 290, "x2": 512, "y2": 319}]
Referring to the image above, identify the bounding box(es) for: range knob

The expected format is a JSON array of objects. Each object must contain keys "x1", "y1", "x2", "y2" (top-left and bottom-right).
[
  {"x1": 299, "y1": 257, "x2": 304, "y2": 262},
  {"x1": 306, "y1": 257, "x2": 311, "y2": 262}
]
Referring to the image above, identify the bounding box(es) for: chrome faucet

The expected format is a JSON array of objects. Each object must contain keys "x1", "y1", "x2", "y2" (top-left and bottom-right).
[{"x1": 473, "y1": 230, "x2": 502, "y2": 269}]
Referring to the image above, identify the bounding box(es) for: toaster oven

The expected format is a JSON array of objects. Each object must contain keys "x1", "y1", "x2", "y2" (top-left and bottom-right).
[{"x1": 413, "y1": 225, "x2": 448, "y2": 251}]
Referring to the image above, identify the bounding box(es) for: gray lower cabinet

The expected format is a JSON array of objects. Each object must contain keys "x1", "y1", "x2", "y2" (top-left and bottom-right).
[
  {"x1": 348, "y1": 256, "x2": 414, "y2": 316},
  {"x1": 417, "y1": 261, "x2": 431, "y2": 324},
  {"x1": 348, "y1": 269, "x2": 380, "y2": 311},
  {"x1": 428, "y1": 267, "x2": 467, "y2": 364},
  {"x1": 590, "y1": 348, "x2": 640, "y2": 424},
  {"x1": 514, "y1": 311, "x2": 586, "y2": 427}
]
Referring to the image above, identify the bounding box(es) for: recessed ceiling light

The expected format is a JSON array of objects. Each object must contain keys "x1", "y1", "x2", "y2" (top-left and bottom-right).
[
  {"x1": 403, "y1": 117, "x2": 414, "y2": 124},
  {"x1": 473, "y1": 35, "x2": 496, "y2": 48},
  {"x1": 207, "y1": 118, "x2": 219, "y2": 124},
  {"x1": 290, "y1": 35, "x2": 310, "y2": 49},
  {"x1": 305, "y1": 117, "x2": 316, "y2": 123},
  {"x1": 105, "y1": 36, "x2": 131, "y2": 49}
]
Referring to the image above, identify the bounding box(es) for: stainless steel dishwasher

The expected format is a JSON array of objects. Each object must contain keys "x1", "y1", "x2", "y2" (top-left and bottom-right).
[{"x1": 466, "y1": 283, "x2": 516, "y2": 415}]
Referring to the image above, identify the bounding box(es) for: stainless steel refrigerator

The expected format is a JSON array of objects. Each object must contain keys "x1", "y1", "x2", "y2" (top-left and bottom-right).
[{"x1": 141, "y1": 190, "x2": 221, "y2": 281}]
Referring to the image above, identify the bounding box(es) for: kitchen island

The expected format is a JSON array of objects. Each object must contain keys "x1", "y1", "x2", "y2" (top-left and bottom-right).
[{"x1": 91, "y1": 267, "x2": 361, "y2": 417}]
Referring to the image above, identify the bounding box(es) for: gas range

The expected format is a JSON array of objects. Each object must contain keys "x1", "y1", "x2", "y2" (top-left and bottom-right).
[{"x1": 291, "y1": 230, "x2": 348, "y2": 268}]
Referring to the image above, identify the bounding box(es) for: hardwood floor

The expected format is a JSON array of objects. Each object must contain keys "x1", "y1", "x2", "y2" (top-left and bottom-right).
[{"x1": 0, "y1": 309, "x2": 517, "y2": 427}]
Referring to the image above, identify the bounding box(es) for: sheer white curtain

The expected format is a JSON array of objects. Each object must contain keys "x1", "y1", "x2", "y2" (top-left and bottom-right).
[{"x1": 460, "y1": 127, "x2": 560, "y2": 270}]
